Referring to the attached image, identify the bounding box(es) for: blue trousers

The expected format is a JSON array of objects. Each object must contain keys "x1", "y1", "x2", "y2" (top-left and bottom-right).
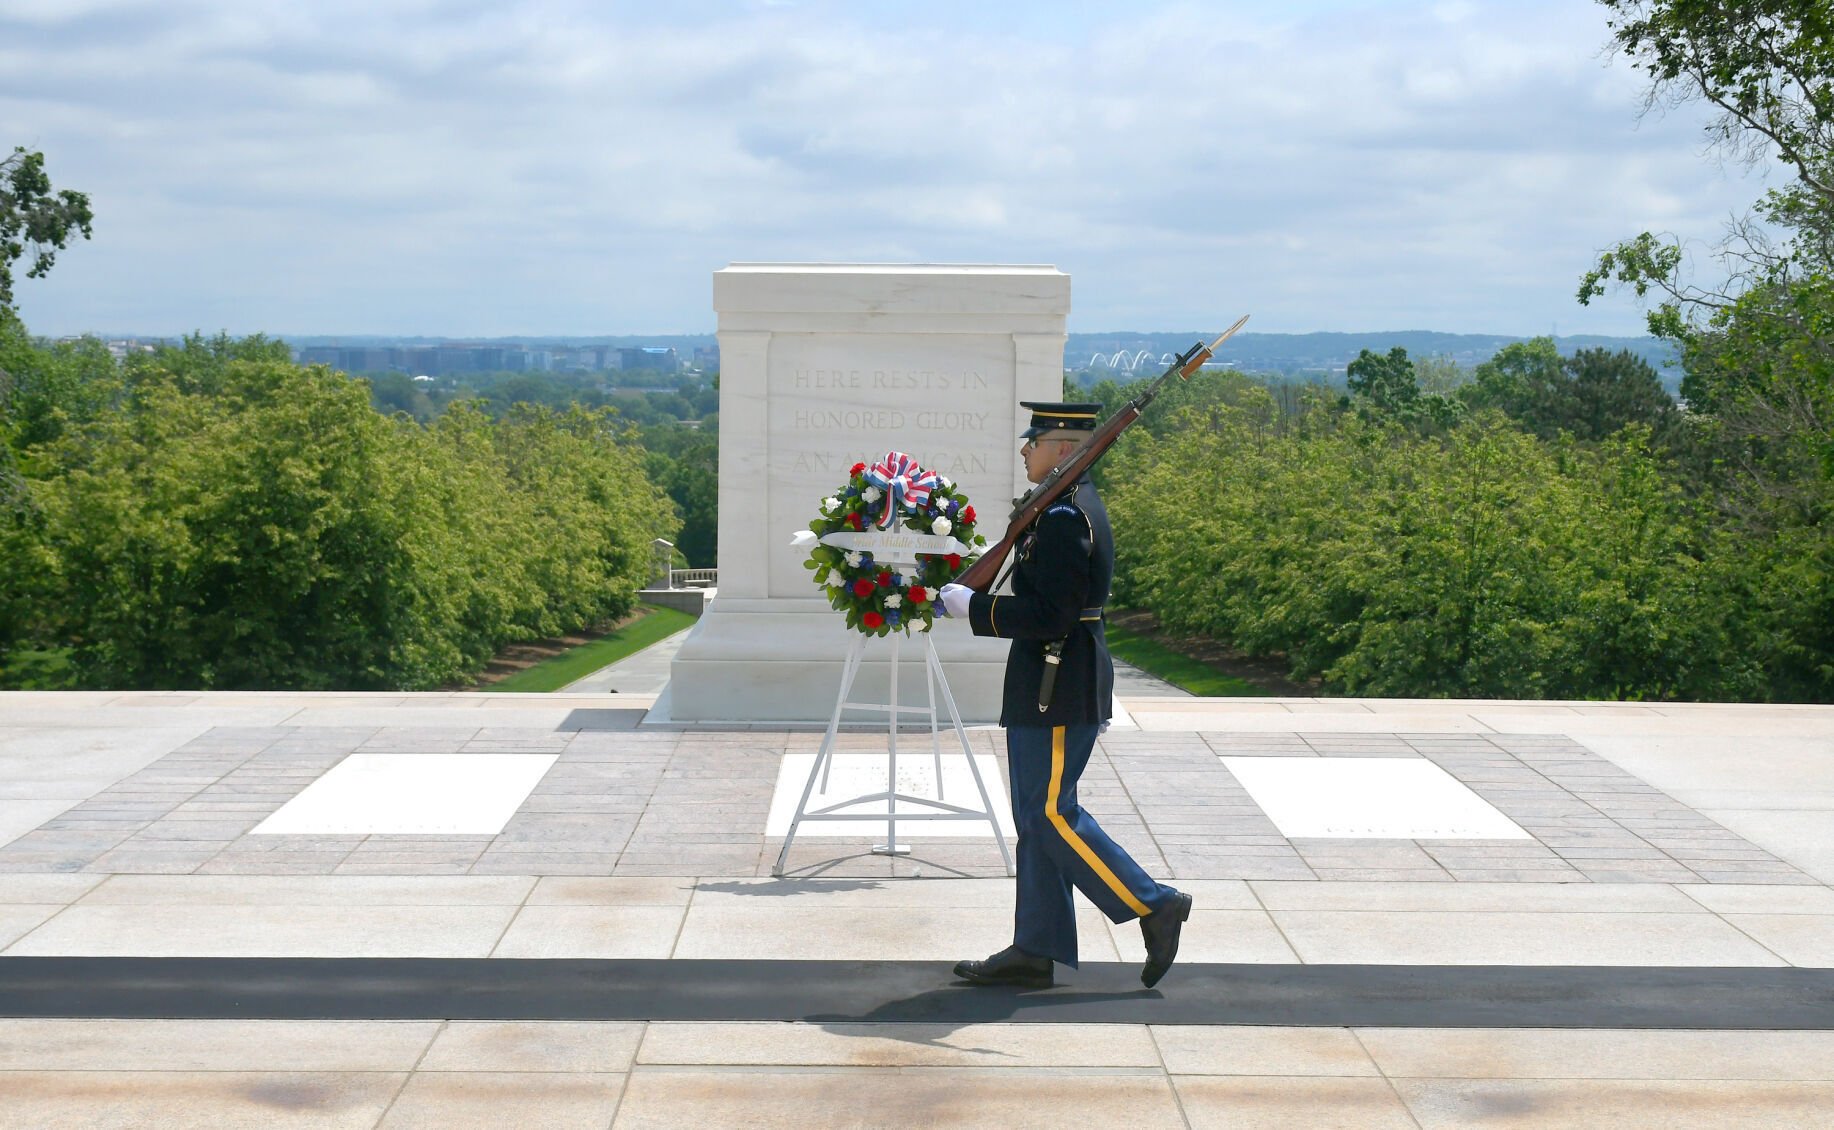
[{"x1": 1007, "y1": 723, "x2": 1177, "y2": 967}]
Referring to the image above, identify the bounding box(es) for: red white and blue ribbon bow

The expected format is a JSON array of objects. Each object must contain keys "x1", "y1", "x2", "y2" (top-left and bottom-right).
[{"x1": 864, "y1": 451, "x2": 941, "y2": 529}]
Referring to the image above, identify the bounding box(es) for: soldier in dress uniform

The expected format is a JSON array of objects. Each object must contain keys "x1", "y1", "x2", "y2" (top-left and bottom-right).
[{"x1": 938, "y1": 401, "x2": 1191, "y2": 989}]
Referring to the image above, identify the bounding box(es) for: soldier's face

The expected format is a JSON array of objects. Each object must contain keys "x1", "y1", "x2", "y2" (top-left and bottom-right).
[{"x1": 1022, "y1": 436, "x2": 1074, "y2": 483}]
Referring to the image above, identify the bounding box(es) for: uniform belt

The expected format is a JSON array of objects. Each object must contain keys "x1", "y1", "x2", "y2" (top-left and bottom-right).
[{"x1": 1079, "y1": 606, "x2": 1105, "y2": 621}]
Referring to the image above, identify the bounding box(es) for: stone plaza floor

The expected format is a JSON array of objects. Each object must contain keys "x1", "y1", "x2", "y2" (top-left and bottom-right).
[{"x1": 2, "y1": 688, "x2": 1832, "y2": 1127}]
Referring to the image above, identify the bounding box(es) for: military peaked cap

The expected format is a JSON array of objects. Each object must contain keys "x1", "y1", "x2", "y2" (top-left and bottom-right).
[{"x1": 1019, "y1": 401, "x2": 1102, "y2": 439}]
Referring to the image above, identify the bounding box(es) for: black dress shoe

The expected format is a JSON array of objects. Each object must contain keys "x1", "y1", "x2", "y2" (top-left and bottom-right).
[
  {"x1": 1140, "y1": 890, "x2": 1193, "y2": 988},
  {"x1": 953, "y1": 944, "x2": 1053, "y2": 988}
]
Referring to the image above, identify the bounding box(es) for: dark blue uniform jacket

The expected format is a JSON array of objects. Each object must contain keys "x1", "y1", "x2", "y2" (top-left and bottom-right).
[{"x1": 967, "y1": 476, "x2": 1115, "y2": 728}]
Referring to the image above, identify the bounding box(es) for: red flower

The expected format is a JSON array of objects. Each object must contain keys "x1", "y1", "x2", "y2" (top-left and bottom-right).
[
  {"x1": 848, "y1": 513, "x2": 864, "y2": 530},
  {"x1": 908, "y1": 586, "x2": 928, "y2": 603},
  {"x1": 862, "y1": 611, "x2": 884, "y2": 629},
  {"x1": 946, "y1": 553, "x2": 963, "y2": 569},
  {"x1": 852, "y1": 578, "x2": 875, "y2": 598},
  {"x1": 850, "y1": 462, "x2": 866, "y2": 476},
  {"x1": 962, "y1": 506, "x2": 976, "y2": 523},
  {"x1": 876, "y1": 571, "x2": 893, "y2": 588}
]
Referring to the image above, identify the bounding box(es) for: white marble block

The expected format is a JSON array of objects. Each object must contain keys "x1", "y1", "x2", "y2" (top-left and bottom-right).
[{"x1": 659, "y1": 263, "x2": 1070, "y2": 722}]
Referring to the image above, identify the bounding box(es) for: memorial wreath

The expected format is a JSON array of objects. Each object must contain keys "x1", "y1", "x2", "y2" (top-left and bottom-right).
[{"x1": 801, "y1": 452, "x2": 985, "y2": 636}]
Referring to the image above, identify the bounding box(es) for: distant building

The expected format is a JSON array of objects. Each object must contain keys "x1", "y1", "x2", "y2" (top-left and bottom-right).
[{"x1": 619, "y1": 346, "x2": 679, "y2": 373}]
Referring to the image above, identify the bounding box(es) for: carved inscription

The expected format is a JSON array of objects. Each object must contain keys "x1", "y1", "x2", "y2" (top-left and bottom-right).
[
  {"x1": 792, "y1": 368, "x2": 992, "y2": 391},
  {"x1": 789, "y1": 409, "x2": 990, "y2": 431},
  {"x1": 789, "y1": 451, "x2": 990, "y2": 475}
]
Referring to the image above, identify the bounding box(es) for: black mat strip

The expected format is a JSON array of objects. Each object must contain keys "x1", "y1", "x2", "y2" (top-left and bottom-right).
[{"x1": 4, "y1": 958, "x2": 1833, "y2": 1028}]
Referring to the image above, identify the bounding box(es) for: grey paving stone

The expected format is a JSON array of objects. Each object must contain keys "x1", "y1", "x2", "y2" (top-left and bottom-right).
[
  {"x1": 1574, "y1": 865, "x2": 1703, "y2": 883},
  {"x1": 1692, "y1": 869, "x2": 1823, "y2": 885},
  {"x1": 1312, "y1": 868, "x2": 1454, "y2": 881},
  {"x1": 1551, "y1": 845, "x2": 1671, "y2": 860},
  {"x1": 334, "y1": 861, "x2": 479, "y2": 875},
  {"x1": 196, "y1": 856, "x2": 345, "y2": 874},
  {"x1": 2, "y1": 830, "x2": 133, "y2": 852},
  {"x1": 1443, "y1": 866, "x2": 1588, "y2": 882},
  {"x1": 495, "y1": 833, "x2": 637, "y2": 851},
  {"x1": 0, "y1": 854, "x2": 93, "y2": 872},
  {"x1": 133, "y1": 820, "x2": 260, "y2": 841},
  {"x1": 85, "y1": 851, "x2": 216, "y2": 874}
]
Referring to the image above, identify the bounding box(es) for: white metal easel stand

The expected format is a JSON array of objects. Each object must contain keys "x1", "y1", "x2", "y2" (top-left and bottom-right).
[{"x1": 772, "y1": 629, "x2": 1015, "y2": 878}]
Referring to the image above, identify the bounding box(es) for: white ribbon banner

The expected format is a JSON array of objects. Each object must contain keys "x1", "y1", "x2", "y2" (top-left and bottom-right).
[{"x1": 790, "y1": 529, "x2": 970, "y2": 564}]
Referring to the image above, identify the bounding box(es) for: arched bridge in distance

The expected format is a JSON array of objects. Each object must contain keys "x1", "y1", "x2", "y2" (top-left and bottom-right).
[{"x1": 1084, "y1": 350, "x2": 1180, "y2": 372}]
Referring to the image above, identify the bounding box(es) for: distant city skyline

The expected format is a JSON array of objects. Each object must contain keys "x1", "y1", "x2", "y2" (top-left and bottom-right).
[{"x1": 4, "y1": 1, "x2": 1781, "y2": 338}]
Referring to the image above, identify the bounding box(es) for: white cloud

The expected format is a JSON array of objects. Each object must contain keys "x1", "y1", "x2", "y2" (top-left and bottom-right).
[{"x1": 1, "y1": 0, "x2": 1779, "y2": 336}]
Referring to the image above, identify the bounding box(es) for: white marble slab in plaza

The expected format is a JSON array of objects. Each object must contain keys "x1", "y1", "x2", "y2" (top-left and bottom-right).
[
  {"x1": 251, "y1": 753, "x2": 558, "y2": 835},
  {"x1": 1221, "y1": 756, "x2": 1530, "y2": 839},
  {"x1": 766, "y1": 752, "x2": 1015, "y2": 838},
  {"x1": 662, "y1": 263, "x2": 1070, "y2": 723}
]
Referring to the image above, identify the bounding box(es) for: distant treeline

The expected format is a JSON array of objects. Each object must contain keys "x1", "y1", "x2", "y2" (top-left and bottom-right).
[{"x1": 1068, "y1": 331, "x2": 1681, "y2": 387}]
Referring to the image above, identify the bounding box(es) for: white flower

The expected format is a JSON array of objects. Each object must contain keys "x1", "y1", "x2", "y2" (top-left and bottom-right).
[
  {"x1": 845, "y1": 551, "x2": 863, "y2": 567},
  {"x1": 931, "y1": 517, "x2": 952, "y2": 536},
  {"x1": 821, "y1": 496, "x2": 840, "y2": 514},
  {"x1": 862, "y1": 486, "x2": 882, "y2": 503},
  {"x1": 885, "y1": 594, "x2": 903, "y2": 609},
  {"x1": 941, "y1": 477, "x2": 954, "y2": 489}
]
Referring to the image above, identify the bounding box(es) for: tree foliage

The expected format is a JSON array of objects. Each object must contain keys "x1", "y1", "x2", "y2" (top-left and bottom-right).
[
  {"x1": 1, "y1": 330, "x2": 677, "y2": 689},
  {"x1": 1106, "y1": 404, "x2": 1772, "y2": 700},
  {"x1": 0, "y1": 148, "x2": 93, "y2": 311},
  {"x1": 1346, "y1": 346, "x2": 1464, "y2": 427},
  {"x1": 1464, "y1": 337, "x2": 1676, "y2": 440},
  {"x1": 1582, "y1": 1, "x2": 1834, "y2": 325},
  {"x1": 1576, "y1": 1, "x2": 1832, "y2": 697}
]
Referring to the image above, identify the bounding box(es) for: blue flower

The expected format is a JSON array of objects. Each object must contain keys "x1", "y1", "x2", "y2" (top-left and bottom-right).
[
  {"x1": 860, "y1": 552, "x2": 874, "y2": 570},
  {"x1": 887, "y1": 609, "x2": 901, "y2": 626}
]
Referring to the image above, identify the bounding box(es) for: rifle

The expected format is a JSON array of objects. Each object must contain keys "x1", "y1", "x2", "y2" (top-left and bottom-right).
[{"x1": 955, "y1": 314, "x2": 1249, "y2": 593}]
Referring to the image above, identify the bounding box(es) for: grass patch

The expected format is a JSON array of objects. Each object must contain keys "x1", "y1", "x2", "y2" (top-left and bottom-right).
[
  {"x1": 486, "y1": 605, "x2": 697, "y2": 693},
  {"x1": 1105, "y1": 625, "x2": 1261, "y2": 697},
  {"x1": 0, "y1": 647, "x2": 75, "y2": 690}
]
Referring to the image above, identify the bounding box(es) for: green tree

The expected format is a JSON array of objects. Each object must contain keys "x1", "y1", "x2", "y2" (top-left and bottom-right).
[
  {"x1": 32, "y1": 357, "x2": 409, "y2": 688},
  {"x1": 0, "y1": 148, "x2": 93, "y2": 310},
  {"x1": 1464, "y1": 337, "x2": 1563, "y2": 419},
  {"x1": 1582, "y1": 1, "x2": 1834, "y2": 324},
  {"x1": 363, "y1": 371, "x2": 438, "y2": 420},
  {"x1": 643, "y1": 431, "x2": 718, "y2": 567},
  {"x1": 1346, "y1": 346, "x2": 1420, "y2": 414},
  {"x1": 1561, "y1": 347, "x2": 1676, "y2": 440},
  {"x1": 1465, "y1": 338, "x2": 1675, "y2": 440},
  {"x1": 1346, "y1": 346, "x2": 1464, "y2": 427},
  {"x1": 1581, "y1": 0, "x2": 1833, "y2": 698},
  {"x1": 1414, "y1": 354, "x2": 1468, "y2": 396},
  {"x1": 3, "y1": 332, "x2": 680, "y2": 691},
  {"x1": 1106, "y1": 405, "x2": 1751, "y2": 700}
]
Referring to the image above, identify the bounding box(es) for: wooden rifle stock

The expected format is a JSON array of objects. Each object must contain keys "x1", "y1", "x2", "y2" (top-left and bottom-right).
[{"x1": 954, "y1": 314, "x2": 1249, "y2": 592}]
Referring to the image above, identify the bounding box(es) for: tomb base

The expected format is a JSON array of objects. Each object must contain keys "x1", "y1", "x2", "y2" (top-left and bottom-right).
[{"x1": 659, "y1": 598, "x2": 1010, "y2": 723}]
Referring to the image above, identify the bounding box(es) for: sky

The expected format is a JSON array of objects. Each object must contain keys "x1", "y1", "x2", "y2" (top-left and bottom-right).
[{"x1": 0, "y1": 0, "x2": 1783, "y2": 338}]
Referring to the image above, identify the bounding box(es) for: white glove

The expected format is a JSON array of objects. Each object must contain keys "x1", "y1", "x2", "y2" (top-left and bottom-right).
[{"x1": 939, "y1": 583, "x2": 974, "y2": 619}]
